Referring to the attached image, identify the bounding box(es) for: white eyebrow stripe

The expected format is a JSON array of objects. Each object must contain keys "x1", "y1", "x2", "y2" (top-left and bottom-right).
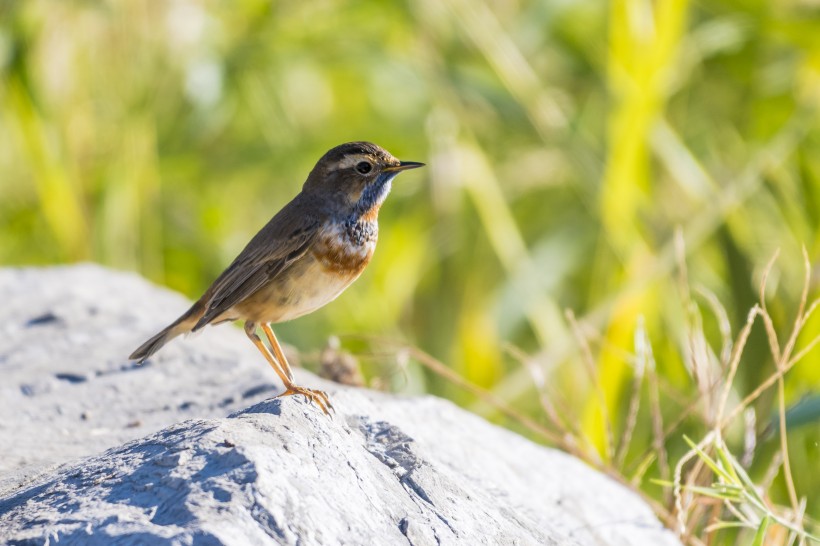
[{"x1": 336, "y1": 154, "x2": 373, "y2": 170}]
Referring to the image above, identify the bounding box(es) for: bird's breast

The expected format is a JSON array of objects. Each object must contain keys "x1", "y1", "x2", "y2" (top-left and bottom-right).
[
  {"x1": 311, "y1": 219, "x2": 378, "y2": 276},
  {"x1": 234, "y1": 220, "x2": 377, "y2": 324}
]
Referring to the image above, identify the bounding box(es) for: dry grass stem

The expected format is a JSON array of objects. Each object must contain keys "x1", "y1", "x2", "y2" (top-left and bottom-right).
[
  {"x1": 646, "y1": 337, "x2": 671, "y2": 493},
  {"x1": 780, "y1": 247, "x2": 812, "y2": 361},
  {"x1": 399, "y1": 343, "x2": 567, "y2": 447},
  {"x1": 503, "y1": 344, "x2": 578, "y2": 441},
  {"x1": 675, "y1": 228, "x2": 692, "y2": 309},
  {"x1": 758, "y1": 250, "x2": 782, "y2": 362},
  {"x1": 673, "y1": 432, "x2": 715, "y2": 535},
  {"x1": 741, "y1": 408, "x2": 756, "y2": 468},
  {"x1": 566, "y1": 309, "x2": 615, "y2": 462},
  {"x1": 616, "y1": 317, "x2": 647, "y2": 467},
  {"x1": 694, "y1": 285, "x2": 733, "y2": 368},
  {"x1": 716, "y1": 305, "x2": 761, "y2": 428},
  {"x1": 721, "y1": 251, "x2": 817, "y2": 430},
  {"x1": 778, "y1": 375, "x2": 800, "y2": 515}
]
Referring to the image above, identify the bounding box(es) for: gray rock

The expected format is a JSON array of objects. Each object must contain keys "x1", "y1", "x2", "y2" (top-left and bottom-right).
[
  {"x1": 0, "y1": 264, "x2": 292, "y2": 479},
  {"x1": 0, "y1": 265, "x2": 680, "y2": 545}
]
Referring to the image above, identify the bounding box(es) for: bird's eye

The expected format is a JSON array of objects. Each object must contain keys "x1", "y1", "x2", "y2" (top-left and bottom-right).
[{"x1": 355, "y1": 161, "x2": 372, "y2": 174}]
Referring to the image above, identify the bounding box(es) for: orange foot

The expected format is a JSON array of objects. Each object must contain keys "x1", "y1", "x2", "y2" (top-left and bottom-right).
[{"x1": 277, "y1": 385, "x2": 334, "y2": 415}]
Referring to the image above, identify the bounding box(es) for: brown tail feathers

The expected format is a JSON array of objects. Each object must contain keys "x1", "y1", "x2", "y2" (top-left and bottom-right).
[{"x1": 129, "y1": 300, "x2": 205, "y2": 362}]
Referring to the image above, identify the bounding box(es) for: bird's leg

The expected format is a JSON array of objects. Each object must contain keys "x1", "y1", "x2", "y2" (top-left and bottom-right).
[
  {"x1": 260, "y1": 323, "x2": 294, "y2": 383},
  {"x1": 250, "y1": 322, "x2": 333, "y2": 415},
  {"x1": 260, "y1": 323, "x2": 333, "y2": 413},
  {"x1": 244, "y1": 321, "x2": 295, "y2": 392}
]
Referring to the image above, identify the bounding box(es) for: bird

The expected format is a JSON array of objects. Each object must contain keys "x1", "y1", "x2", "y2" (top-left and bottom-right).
[{"x1": 130, "y1": 142, "x2": 424, "y2": 414}]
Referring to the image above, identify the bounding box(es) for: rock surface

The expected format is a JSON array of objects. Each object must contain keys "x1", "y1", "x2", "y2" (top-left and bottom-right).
[{"x1": 0, "y1": 265, "x2": 680, "y2": 545}]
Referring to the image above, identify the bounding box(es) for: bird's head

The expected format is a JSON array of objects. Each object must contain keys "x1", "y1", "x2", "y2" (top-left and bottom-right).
[{"x1": 303, "y1": 141, "x2": 424, "y2": 219}]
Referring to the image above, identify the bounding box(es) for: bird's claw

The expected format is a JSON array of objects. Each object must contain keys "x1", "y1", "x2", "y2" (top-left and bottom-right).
[{"x1": 277, "y1": 386, "x2": 335, "y2": 416}]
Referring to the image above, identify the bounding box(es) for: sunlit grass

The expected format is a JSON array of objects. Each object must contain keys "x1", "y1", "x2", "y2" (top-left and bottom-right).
[
  {"x1": 379, "y1": 246, "x2": 820, "y2": 544},
  {"x1": 2, "y1": 1, "x2": 820, "y2": 543}
]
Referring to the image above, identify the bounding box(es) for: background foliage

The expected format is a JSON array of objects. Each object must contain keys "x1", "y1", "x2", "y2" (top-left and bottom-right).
[{"x1": 2, "y1": 0, "x2": 820, "y2": 542}]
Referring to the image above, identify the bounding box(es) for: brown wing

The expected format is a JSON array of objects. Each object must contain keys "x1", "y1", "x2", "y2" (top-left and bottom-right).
[{"x1": 193, "y1": 195, "x2": 322, "y2": 330}]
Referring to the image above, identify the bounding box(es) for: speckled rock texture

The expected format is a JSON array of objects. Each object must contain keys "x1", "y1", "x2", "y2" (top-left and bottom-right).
[{"x1": 0, "y1": 265, "x2": 680, "y2": 546}]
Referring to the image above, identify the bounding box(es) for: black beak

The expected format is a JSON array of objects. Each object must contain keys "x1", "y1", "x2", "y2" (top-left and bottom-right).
[{"x1": 384, "y1": 161, "x2": 425, "y2": 172}]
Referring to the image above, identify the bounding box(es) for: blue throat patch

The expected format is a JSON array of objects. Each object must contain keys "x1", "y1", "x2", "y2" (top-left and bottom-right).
[{"x1": 351, "y1": 171, "x2": 397, "y2": 222}]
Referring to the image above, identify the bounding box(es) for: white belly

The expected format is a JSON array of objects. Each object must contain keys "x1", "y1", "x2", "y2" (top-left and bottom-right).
[
  {"x1": 273, "y1": 254, "x2": 361, "y2": 322},
  {"x1": 233, "y1": 230, "x2": 375, "y2": 324}
]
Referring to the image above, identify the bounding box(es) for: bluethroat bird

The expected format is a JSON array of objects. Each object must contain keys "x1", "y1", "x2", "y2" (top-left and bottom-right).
[{"x1": 130, "y1": 142, "x2": 424, "y2": 414}]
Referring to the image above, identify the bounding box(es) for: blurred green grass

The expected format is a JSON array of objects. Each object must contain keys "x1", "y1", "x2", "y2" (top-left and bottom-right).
[{"x1": 2, "y1": 0, "x2": 820, "y2": 541}]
